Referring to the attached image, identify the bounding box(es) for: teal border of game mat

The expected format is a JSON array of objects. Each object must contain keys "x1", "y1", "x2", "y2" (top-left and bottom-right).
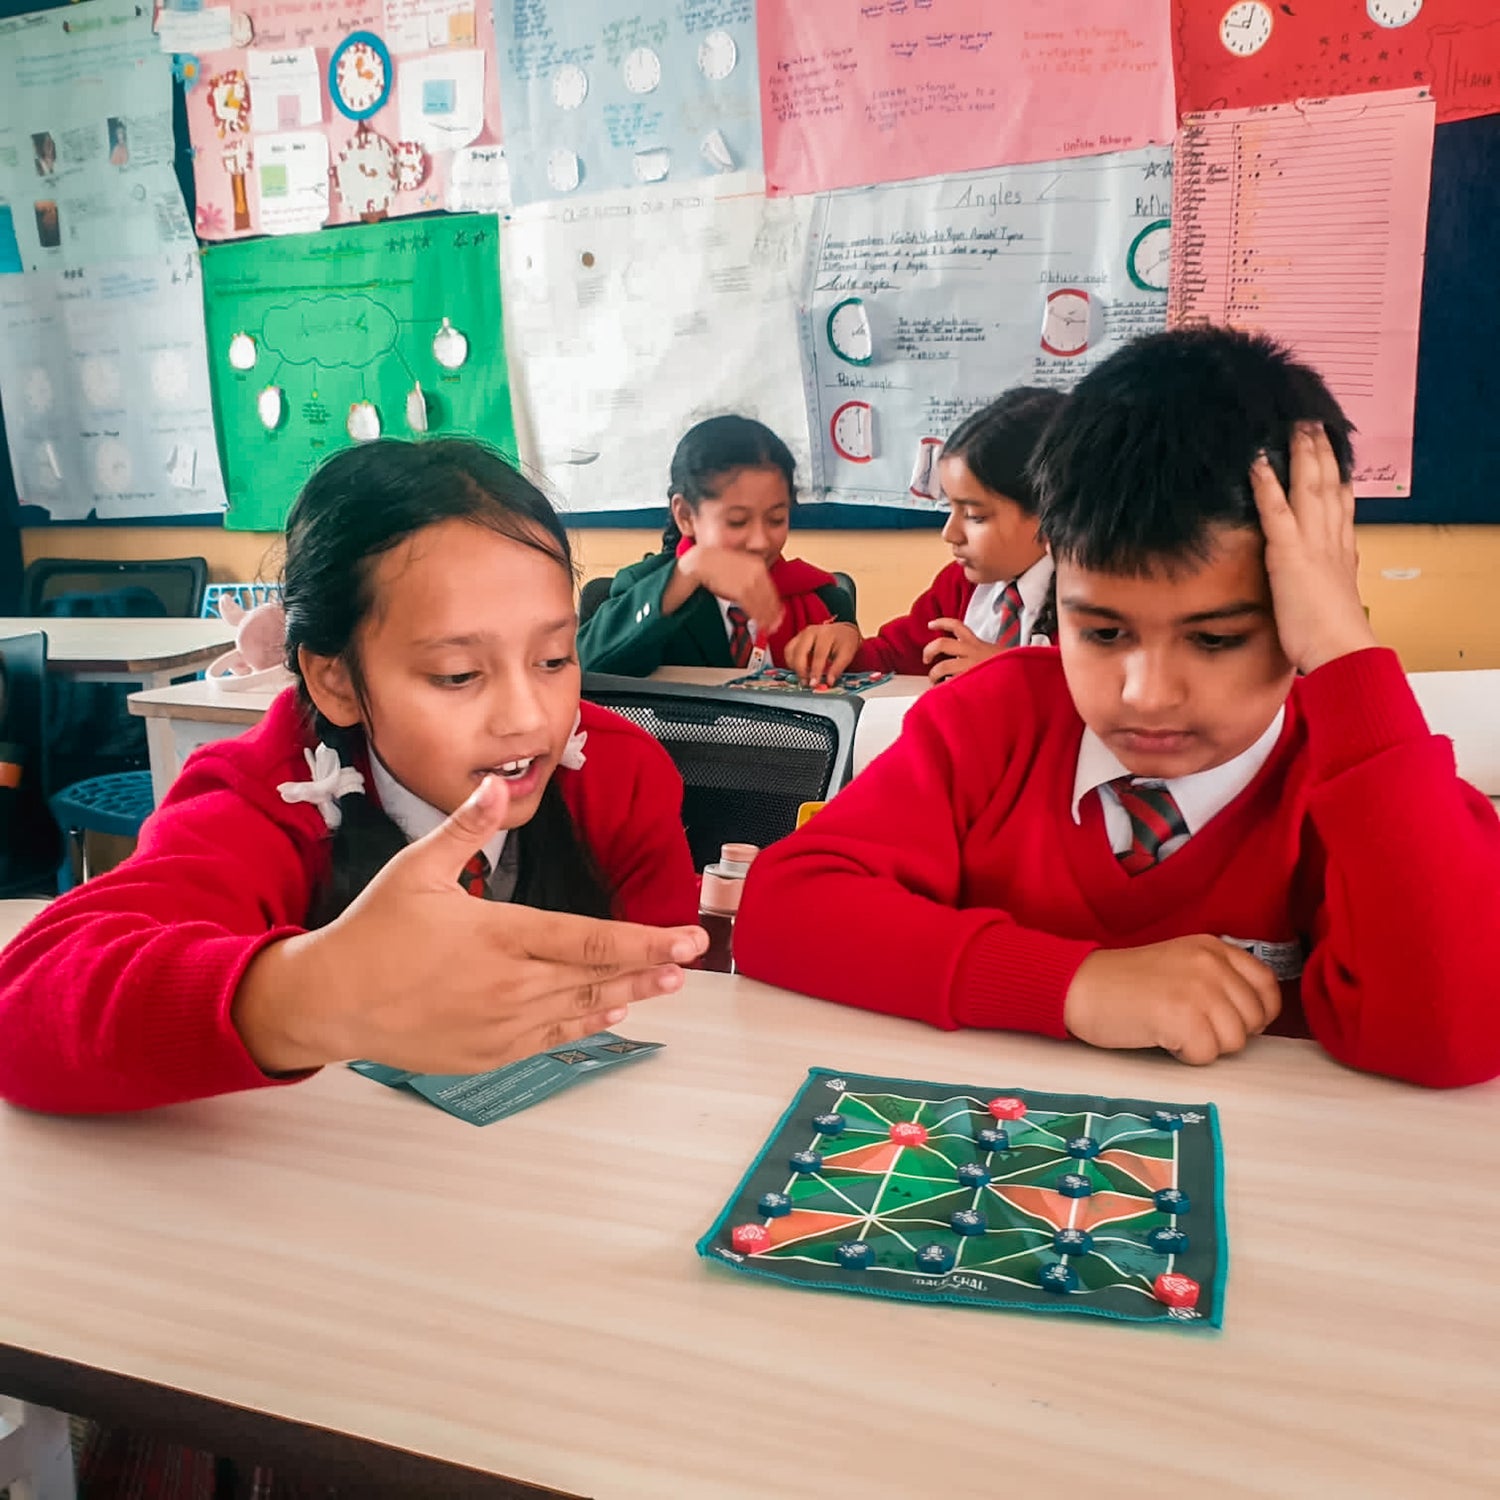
[{"x1": 696, "y1": 1067, "x2": 1228, "y2": 1332}]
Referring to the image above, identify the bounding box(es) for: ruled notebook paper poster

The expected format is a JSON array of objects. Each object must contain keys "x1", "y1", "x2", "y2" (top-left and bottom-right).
[
  {"x1": 757, "y1": 0, "x2": 1176, "y2": 197},
  {"x1": 1168, "y1": 87, "x2": 1435, "y2": 497}
]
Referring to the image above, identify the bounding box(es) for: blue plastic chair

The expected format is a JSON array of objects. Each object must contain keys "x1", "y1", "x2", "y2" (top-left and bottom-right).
[
  {"x1": 202, "y1": 581, "x2": 283, "y2": 618},
  {"x1": 50, "y1": 771, "x2": 156, "y2": 891}
]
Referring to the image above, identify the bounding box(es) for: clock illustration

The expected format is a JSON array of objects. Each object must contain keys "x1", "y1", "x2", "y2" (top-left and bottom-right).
[
  {"x1": 1367, "y1": 0, "x2": 1422, "y2": 24},
  {"x1": 1127, "y1": 218, "x2": 1171, "y2": 293},
  {"x1": 1219, "y1": 1, "x2": 1272, "y2": 57},
  {"x1": 698, "y1": 29, "x2": 737, "y2": 81},
  {"x1": 334, "y1": 127, "x2": 398, "y2": 220},
  {"x1": 329, "y1": 32, "x2": 392, "y2": 121},
  {"x1": 1040, "y1": 288, "x2": 1093, "y2": 358},
  {"x1": 94, "y1": 438, "x2": 133, "y2": 493},
  {"x1": 826, "y1": 297, "x2": 873, "y2": 365},
  {"x1": 150, "y1": 349, "x2": 193, "y2": 403},
  {"x1": 551, "y1": 63, "x2": 589, "y2": 110},
  {"x1": 830, "y1": 400, "x2": 873, "y2": 464},
  {"x1": 622, "y1": 46, "x2": 661, "y2": 95},
  {"x1": 79, "y1": 354, "x2": 123, "y2": 408}
]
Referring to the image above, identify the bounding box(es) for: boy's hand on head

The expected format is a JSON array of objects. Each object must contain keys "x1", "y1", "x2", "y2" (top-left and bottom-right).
[
  {"x1": 923, "y1": 618, "x2": 1002, "y2": 683},
  {"x1": 676, "y1": 545, "x2": 785, "y2": 635},
  {"x1": 1063, "y1": 936, "x2": 1281, "y2": 1066},
  {"x1": 234, "y1": 775, "x2": 708, "y2": 1077},
  {"x1": 785, "y1": 621, "x2": 862, "y2": 685},
  {"x1": 1250, "y1": 423, "x2": 1377, "y2": 675}
]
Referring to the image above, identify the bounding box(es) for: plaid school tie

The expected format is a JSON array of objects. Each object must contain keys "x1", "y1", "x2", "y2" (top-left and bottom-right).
[
  {"x1": 726, "y1": 605, "x2": 753, "y2": 667},
  {"x1": 1107, "y1": 777, "x2": 1190, "y2": 874},
  {"x1": 993, "y1": 581, "x2": 1025, "y2": 651},
  {"x1": 459, "y1": 850, "x2": 490, "y2": 898}
]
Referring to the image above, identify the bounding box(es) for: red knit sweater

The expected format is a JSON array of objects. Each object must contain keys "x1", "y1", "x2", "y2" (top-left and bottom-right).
[
  {"x1": 0, "y1": 691, "x2": 698, "y2": 1114},
  {"x1": 735, "y1": 647, "x2": 1500, "y2": 1089},
  {"x1": 854, "y1": 559, "x2": 976, "y2": 676}
]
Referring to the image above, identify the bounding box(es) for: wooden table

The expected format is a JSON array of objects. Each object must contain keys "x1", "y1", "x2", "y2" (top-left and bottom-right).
[
  {"x1": 1, "y1": 896, "x2": 1496, "y2": 1497},
  {"x1": 0, "y1": 618, "x2": 233, "y2": 691}
]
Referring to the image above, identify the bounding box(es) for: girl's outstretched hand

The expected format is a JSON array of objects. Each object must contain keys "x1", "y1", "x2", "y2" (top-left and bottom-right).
[{"x1": 234, "y1": 775, "x2": 707, "y2": 1076}]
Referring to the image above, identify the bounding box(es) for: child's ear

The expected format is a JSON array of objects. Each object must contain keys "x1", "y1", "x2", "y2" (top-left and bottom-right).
[
  {"x1": 669, "y1": 493, "x2": 696, "y2": 539},
  {"x1": 298, "y1": 647, "x2": 361, "y2": 728}
]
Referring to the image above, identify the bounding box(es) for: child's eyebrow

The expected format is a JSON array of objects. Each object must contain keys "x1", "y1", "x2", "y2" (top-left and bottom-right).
[
  {"x1": 1179, "y1": 603, "x2": 1269, "y2": 624},
  {"x1": 412, "y1": 618, "x2": 577, "y2": 648}
]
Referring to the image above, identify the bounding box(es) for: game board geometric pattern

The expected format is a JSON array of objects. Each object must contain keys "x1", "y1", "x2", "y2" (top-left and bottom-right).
[{"x1": 699, "y1": 1070, "x2": 1226, "y2": 1329}]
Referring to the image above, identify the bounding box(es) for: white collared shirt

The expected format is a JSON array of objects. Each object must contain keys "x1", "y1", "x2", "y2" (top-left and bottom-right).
[
  {"x1": 369, "y1": 753, "x2": 508, "y2": 882},
  {"x1": 1070, "y1": 707, "x2": 1287, "y2": 860},
  {"x1": 963, "y1": 553, "x2": 1054, "y2": 648}
]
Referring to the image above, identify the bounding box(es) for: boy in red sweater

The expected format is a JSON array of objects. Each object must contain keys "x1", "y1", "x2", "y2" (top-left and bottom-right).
[
  {"x1": 736, "y1": 329, "x2": 1500, "y2": 1087},
  {"x1": 785, "y1": 387, "x2": 1063, "y2": 684}
]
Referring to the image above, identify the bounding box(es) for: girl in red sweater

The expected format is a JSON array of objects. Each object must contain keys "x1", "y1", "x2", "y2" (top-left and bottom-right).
[
  {"x1": 577, "y1": 415, "x2": 857, "y2": 675},
  {"x1": 0, "y1": 439, "x2": 705, "y2": 1115},
  {"x1": 786, "y1": 386, "x2": 1064, "y2": 684},
  {"x1": 737, "y1": 329, "x2": 1500, "y2": 1089}
]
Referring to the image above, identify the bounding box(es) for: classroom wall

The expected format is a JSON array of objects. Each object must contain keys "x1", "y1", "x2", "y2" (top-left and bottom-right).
[{"x1": 20, "y1": 523, "x2": 1500, "y2": 671}]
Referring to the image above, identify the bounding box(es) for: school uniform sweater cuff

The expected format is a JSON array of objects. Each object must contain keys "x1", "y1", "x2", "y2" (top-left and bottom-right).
[
  {"x1": 951, "y1": 922, "x2": 1098, "y2": 1038},
  {"x1": 1297, "y1": 646, "x2": 1430, "y2": 782},
  {"x1": 154, "y1": 926, "x2": 319, "y2": 1097}
]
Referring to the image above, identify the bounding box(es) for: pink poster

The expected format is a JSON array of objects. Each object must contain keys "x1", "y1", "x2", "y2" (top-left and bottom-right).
[
  {"x1": 756, "y1": 0, "x2": 1176, "y2": 196},
  {"x1": 175, "y1": 0, "x2": 505, "y2": 241},
  {"x1": 1169, "y1": 88, "x2": 1435, "y2": 497}
]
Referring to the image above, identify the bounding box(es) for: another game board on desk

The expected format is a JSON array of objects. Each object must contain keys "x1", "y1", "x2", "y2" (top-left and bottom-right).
[
  {"x1": 723, "y1": 667, "x2": 893, "y2": 695},
  {"x1": 698, "y1": 1069, "x2": 1226, "y2": 1330}
]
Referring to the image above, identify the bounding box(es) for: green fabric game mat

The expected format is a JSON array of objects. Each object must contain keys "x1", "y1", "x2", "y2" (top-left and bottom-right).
[{"x1": 699, "y1": 1069, "x2": 1226, "y2": 1329}]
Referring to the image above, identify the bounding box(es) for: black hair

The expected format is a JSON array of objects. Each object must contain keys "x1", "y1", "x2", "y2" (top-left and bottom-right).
[
  {"x1": 942, "y1": 386, "x2": 1067, "y2": 515},
  {"x1": 281, "y1": 438, "x2": 614, "y2": 926},
  {"x1": 1033, "y1": 327, "x2": 1355, "y2": 575},
  {"x1": 659, "y1": 415, "x2": 797, "y2": 552}
]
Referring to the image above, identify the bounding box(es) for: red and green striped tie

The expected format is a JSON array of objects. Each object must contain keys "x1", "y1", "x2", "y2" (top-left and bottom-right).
[
  {"x1": 459, "y1": 851, "x2": 490, "y2": 898},
  {"x1": 1108, "y1": 778, "x2": 1189, "y2": 874},
  {"x1": 994, "y1": 581, "x2": 1025, "y2": 651},
  {"x1": 726, "y1": 605, "x2": 753, "y2": 667}
]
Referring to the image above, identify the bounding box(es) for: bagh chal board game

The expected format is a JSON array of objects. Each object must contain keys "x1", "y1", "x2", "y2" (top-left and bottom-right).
[
  {"x1": 699, "y1": 1069, "x2": 1226, "y2": 1329},
  {"x1": 723, "y1": 667, "x2": 894, "y2": 695}
]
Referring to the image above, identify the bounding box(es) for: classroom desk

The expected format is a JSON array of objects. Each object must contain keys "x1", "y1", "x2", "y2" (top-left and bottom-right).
[
  {"x1": 0, "y1": 617, "x2": 233, "y2": 691},
  {"x1": 1, "y1": 903, "x2": 1497, "y2": 1497},
  {"x1": 127, "y1": 667, "x2": 934, "y2": 803}
]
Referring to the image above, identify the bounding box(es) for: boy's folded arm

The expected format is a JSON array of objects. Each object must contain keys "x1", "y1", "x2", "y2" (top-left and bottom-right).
[
  {"x1": 1294, "y1": 648, "x2": 1500, "y2": 1088},
  {"x1": 0, "y1": 788, "x2": 318, "y2": 1114},
  {"x1": 733, "y1": 700, "x2": 1098, "y2": 1033}
]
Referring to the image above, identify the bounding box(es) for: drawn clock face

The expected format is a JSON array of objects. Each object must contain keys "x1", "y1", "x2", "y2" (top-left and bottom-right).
[
  {"x1": 830, "y1": 400, "x2": 873, "y2": 463},
  {"x1": 329, "y1": 32, "x2": 392, "y2": 121},
  {"x1": 1367, "y1": 0, "x2": 1422, "y2": 25},
  {"x1": 1040, "y1": 289, "x2": 1092, "y2": 358},
  {"x1": 1127, "y1": 219, "x2": 1171, "y2": 293},
  {"x1": 826, "y1": 297, "x2": 873, "y2": 365},
  {"x1": 1219, "y1": 2, "x2": 1273, "y2": 57}
]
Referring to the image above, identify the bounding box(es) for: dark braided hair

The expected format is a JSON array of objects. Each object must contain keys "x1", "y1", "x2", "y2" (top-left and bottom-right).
[
  {"x1": 282, "y1": 439, "x2": 613, "y2": 927},
  {"x1": 659, "y1": 414, "x2": 798, "y2": 552}
]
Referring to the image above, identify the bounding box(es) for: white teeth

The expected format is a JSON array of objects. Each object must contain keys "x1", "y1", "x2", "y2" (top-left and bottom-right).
[{"x1": 498, "y1": 758, "x2": 536, "y2": 778}]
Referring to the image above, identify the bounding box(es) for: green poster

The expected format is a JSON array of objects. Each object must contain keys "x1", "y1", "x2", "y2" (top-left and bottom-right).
[{"x1": 201, "y1": 214, "x2": 513, "y2": 531}]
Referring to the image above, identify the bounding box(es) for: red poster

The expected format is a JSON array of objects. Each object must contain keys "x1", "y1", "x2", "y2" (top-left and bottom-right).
[{"x1": 1173, "y1": 0, "x2": 1500, "y2": 125}]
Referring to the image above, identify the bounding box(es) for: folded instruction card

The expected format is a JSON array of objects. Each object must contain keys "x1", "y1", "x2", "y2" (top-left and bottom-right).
[{"x1": 349, "y1": 1032, "x2": 662, "y2": 1125}]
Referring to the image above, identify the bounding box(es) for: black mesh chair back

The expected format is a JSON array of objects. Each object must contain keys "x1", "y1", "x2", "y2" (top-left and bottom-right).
[
  {"x1": 579, "y1": 575, "x2": 614, "y2": 626},
  {"x1": 582, "y1": 673, "x2": 859, "y2": 871},
  {"x1": 0, "y1": 632, "x2": 61, "y2": 896},
  {"x1": 23, "y1": 556, "x2": 209, "y2": 619}
]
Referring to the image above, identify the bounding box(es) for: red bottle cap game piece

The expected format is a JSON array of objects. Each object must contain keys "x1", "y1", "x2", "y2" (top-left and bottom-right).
[
  {"x1": 731, "y1": 1223, "x2": 773, "y2": 1255},
  {"x1": 1154, "y1": 1272, "x2": 1200, "y2": 1309},
  {"x1": 889, "y1": 1121, "x2": 929, "y2": 1146},
  {"x1": 987, "y1": 1097, "x2": 1026, "y2": 1120}
]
